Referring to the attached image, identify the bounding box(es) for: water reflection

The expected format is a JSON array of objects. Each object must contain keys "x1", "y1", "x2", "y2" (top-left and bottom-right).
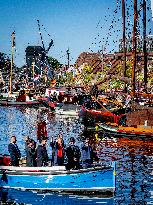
[
  {"x1": 0, "y1": 106, "x2": 83, "y2": 156},
  {"x1": 0, "y1": 188, "x2": 114, "y2": 205},
  {"x1": 96, "y1": 135, "x2": 153, "y2": 204},
  {"x1": 0, "y1": 106, "x2": 153, "y2": 204},
  {"x1": 115, "y1": 155, "x2": 153, "y2": 204}
]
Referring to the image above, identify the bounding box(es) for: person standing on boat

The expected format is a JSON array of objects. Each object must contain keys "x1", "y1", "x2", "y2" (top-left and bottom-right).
[
  {"x1": 50, "y1": 134, "x2": 65, "y2": 166},
  {"x1": 65, "y1": 137, "x2": 81, "y2": 170},
  {"x1": 8, "y1": 136, "x2": 21, "y2": 166},
  {"x1": 36, "y1": 138, "x2": 48, "y2": 167},
  {"x1": 25, "y1": 139, "x2": 36, "y2": 167},
  {"x1": 24, "y1": 136, "x2": 30, "y2": 151},
  {"x1": 81, "y1": 138, "x2": 98, "y2": 168},
  {"x1": 31, "y1": 139, "x2": 37, "y2": 166},
  {"x1": 50, "y1": 136, "x2": 55, "y2": 166},
  {"x1": 55, "y1": 134, "x2": 65, "y2": 166}
]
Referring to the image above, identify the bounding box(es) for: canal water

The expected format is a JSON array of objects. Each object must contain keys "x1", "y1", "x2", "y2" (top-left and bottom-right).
[{"x1": 0, "y1": 106, "x2": 153, "y2": 205}]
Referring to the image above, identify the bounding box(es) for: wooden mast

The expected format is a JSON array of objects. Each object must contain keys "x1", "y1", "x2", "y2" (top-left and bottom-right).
[
  {"x1": 143, "y1": 0, "x2": 147, "y2": 92},
  {"x1": 122, "y1": 0, "x2": 126, "y2": 80},
  {"x1": 122, "y1": 0, "x2": 127, "y2": 92},
  {"x1": 132, "y1": 0, "x2": 138, "y2": 97},
  {"x1": 9, "y1": 31, "x2": 15, "y2": 95}
]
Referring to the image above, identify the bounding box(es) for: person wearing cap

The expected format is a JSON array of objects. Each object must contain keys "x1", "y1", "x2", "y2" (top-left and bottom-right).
[
  {"x1": 8, "y1": 136, "x2": 21, "y2": 166},
  {"x1": 65, "y1": 137, "x2": 81, "y2": 170}
]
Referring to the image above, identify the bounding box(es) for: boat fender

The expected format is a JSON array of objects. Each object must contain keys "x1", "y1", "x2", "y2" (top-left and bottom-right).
[
  {"x1": 95, "y1": 125, "x2": 99, "y2": 131},
  {"x1": 113, "y1": 170, "x2": 116, "y2": 176},
  {"x1": 95, "y1": 133, "x2": 99, "y2": 141},
  {"x1": 1, "y1": 171, "x2": 8, "y2": 183}
]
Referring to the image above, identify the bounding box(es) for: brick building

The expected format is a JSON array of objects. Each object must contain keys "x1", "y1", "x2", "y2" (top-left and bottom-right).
[{"x1": 76, "y1": 51, "x2": 153, "y2": 75}]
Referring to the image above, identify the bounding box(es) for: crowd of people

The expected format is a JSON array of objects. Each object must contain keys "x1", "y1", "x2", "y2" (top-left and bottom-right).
[{"x1": 8, "y1": 135, "x2": 99, "y2": 170}]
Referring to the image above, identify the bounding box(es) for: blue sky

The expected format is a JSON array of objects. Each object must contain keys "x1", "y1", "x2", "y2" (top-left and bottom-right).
[
  {"x1": 151, "y1": 0, "x2": 153, "y2": 17},
  {"x1": 0, "y1": 0, "x2": 153, "y2": 67}
]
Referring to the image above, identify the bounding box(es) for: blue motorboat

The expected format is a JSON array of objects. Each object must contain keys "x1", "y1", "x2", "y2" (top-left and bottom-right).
[{"x1": 0, "y1": 165, "x2": 115, "y2": 193}]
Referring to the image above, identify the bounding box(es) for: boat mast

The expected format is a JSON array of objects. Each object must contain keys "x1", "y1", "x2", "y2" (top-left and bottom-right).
[
  {"x1": 143, "y1": 0, "x2": 147, "y2": 92},
  {"x1": 101, "y1": 45, "x2": 104, "y2": 73},
  {"x1": 122, "y1": 0, "x2": 127, "y2": 91},
  {"x1": 132, "y1": 0, "x2": 138, "y2": 97},
  {"x1": 9, "y1": 31, "x2": 15, "y2": 95}
]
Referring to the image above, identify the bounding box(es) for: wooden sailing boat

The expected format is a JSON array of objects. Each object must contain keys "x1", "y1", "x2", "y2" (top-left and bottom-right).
[
  {"x1": 81, "y1": 0, "x2": 153, "y2": 137},
  {"x1": 98, "y1": 0, "x2": 153, "y2": 137}
]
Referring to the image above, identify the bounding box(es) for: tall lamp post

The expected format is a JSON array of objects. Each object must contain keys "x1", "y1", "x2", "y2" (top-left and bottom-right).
[
  {"x1": 67, "y1": 48, "x2": 70, "y2": 69},
  {"x1": 9, "y1": 31, "x2": 15, "y2": 96}
]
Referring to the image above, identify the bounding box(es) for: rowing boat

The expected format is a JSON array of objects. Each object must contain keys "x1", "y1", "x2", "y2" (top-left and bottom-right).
[{"x1": 0, "y1": 164, "x2": 115, "y2": 192}]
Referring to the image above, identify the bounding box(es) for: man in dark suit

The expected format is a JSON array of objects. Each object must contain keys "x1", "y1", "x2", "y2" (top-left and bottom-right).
[
  {"x1": 36, "y1": 138, "x2": 48, "y2": 167},
  {"x1": 65, "y1": 137, "x2": 81, "y2": 170},
  {"x1": 8, "y1": 136, "x2": 21, "y2": 166},
  {"x1": 25, "y1": 139, "x2": 36, "y2": 167}
]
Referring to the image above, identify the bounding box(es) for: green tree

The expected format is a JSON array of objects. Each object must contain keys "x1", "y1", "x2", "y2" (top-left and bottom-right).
[
  {"x1": 77, "y1": 64, "x2": 94, "y2": 86},
  {"x1": 0, "y1": 52, "x2": 11, "y2": 86},
  {"x1": 116, "y1": 60, "x2": 132, "y2": 78},
  {"x1": 82, "y1": 65, "x2": 94, "y2": 83},
  {"x1": 47, "y1": 56, "x2": 62, "y2": 73}
]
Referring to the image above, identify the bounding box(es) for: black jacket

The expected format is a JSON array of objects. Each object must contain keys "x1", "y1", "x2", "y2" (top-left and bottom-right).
[
  {"x1": 26, "y1": 146, "x2": 36, "y2": 167},
  {"x1": 8, "y1": 143, "x2": 21, "y2": 166},
  {"x1": 36, "y1": 145, "x2": 48, "y2": 167},
  {"x1": 66, "y1": 145, "x2": 81, "y2": 162}
]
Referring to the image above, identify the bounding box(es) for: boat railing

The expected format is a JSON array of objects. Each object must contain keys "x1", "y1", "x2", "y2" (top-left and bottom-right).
[
  {"x1": 0, "y1": 163, "x2": 113, "y2": 175},
  {"x1": 0, "y1": 165, "x2": 66, "y2": 171}
]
